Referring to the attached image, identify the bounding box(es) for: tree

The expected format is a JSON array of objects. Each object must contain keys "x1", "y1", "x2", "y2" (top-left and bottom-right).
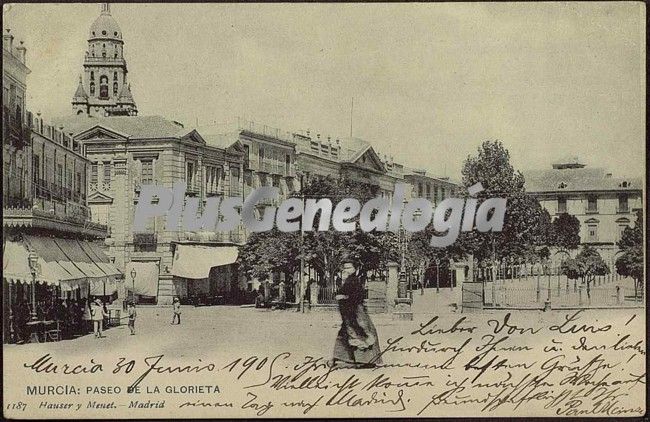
[
  {"x1": 300, "y1": 176, "x2": 397, "y2": 284},
  {"x1": 561, "y1": 245, "x2": 609, "y2": 298},
  {"x1": 407, "y1": 223, "x2": 473, "y2": 287},
  {"x1": 616, "y1": 209, "x2": 643, "y2": 299},
  {"x1": 461, "y1": 140, "x2": 553, "y2": 263},
  {"x1": 238, "y1": 229, "x2": 301, "y2": 297},
  {"x1": 237, "y1": 175, "x2": 399, "y2": 295},
  {"x1": 551, "y1": 213, "x2": 581, "y2": 251}
]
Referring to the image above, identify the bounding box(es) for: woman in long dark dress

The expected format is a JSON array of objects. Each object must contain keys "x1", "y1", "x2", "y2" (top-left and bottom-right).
[{"x1": 332, "y1": 262, "x2": 382, "y2": 368}]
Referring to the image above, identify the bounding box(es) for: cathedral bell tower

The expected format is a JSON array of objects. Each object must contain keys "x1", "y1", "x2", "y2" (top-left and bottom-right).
[{"x1": 72, "y1": 3, "x2": 138, "y2": 117}]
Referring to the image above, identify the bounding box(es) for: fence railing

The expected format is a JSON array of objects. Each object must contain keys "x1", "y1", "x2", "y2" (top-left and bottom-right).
[{"x1": 475, "y1": 262, "x2": 643, "y2": 309}]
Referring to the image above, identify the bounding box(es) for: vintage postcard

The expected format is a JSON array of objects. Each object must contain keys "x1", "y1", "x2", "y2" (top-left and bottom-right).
[{"x1": 2, "y1": 2, "x2": 646, "y2": 419}]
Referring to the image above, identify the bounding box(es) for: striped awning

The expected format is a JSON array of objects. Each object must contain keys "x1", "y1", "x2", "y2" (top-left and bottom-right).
[
  {"x1": 79, "y1": 241, "x2": 121, "y2": 277},
  {"x1": 3, "y1": 240, "x2": 47, "y2": 284},
  {"x1": 24, "y1": 235, "x2": 120, "y2": 280}
]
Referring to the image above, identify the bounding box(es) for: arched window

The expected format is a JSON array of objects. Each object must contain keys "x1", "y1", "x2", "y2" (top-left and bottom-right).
[
  {"x1": 113, "y1": 72, "x2": 118, "y2": 81},
  {"x1": 90, "y1": 71, "x2": 94, "y2": 81},
  {"x1": 102, "y1": 50, "x2": 106, "y2": 58},
  {"x1": 89, "y1": 82, "x2": 95, "y2": 95},
  {"x1": 113, "y1": 82, "x2": 118, "y2": 95},
  {"x1": 99, "y1": 75, "x2": 108, "y2": 99}
]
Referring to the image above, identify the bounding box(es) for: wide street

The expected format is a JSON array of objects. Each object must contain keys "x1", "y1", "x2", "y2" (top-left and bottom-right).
[{"x1": 3, "y1": 289, "x2": 645, "y2": 418}]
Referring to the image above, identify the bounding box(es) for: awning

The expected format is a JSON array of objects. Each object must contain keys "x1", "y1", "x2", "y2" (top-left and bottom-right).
[
  {"x1": 79, "y1": 241, "x2": 121, "y2": 277},
  {"x1": 3, "y1": 241, "x2": 47, "y2": 284},
  {"x1": 23, "y1": 235, "x2": 112, "y2": 281},
  {"x1": 124, "y1": 261, "x2": 159, "y2": 297},
  {"x1": 54, "y1": 238, "x2": 106, "y2": 279},
  {"x1": 90, "y1": 278, "x2": 119, "y2": 296},
  {"x1": 171, "y1": 245, "x2": 238, "y2": 279}
]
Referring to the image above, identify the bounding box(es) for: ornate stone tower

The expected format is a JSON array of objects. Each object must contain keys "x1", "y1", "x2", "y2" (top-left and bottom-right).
[{"x1": 72, "y1": 3, "x2": 137, "y2": 117}]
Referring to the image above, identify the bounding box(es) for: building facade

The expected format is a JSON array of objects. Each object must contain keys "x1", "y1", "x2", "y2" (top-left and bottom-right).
[
  {"x1": 203, "y1": 120, "x2": 463, "y2": 303},
  {"x1": 57, "y1": 115, "x2": 246, "y2": 305},
  {"x1": 3, "y1": 32, "x2": 118, "y2": 344},
  {"x1": 71, "y1": 3, "x2": 137, "y2": 117},
  {"x1": 525, "y1": 158, "x2": 643, "y2": 262},
  {"x1": 3, "y1": 29, "x2": 30, "y2": 210}
]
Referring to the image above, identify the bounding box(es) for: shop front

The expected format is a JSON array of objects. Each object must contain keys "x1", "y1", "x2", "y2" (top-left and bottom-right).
[
  {"x1": 171, "y1": 244, "x2": 243, "y2": 305},
  {"x1": 2, "y1": 235, "x2": 121, "y2": 344}
]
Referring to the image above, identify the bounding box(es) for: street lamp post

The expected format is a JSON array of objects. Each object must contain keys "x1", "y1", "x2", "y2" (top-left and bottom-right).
[
  {"x1": 544, "y1": 260, "x2": 552, "y2": 311},
  {"x1": 27, "y1": 252, "x2": 39, "y2": 321},
  {"x1": 434, "y1": 258, "x2": 440, "y2": 293},
  {"x1": 449, "y1": 258, "x2": 454, "y2": 292},
  {"x1": 130, "y1": 268, "x2": 137, "y2": 304}
]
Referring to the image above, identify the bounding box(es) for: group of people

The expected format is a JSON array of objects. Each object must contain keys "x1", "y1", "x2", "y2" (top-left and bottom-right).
[{"x1": 10, "y1": 297, "x2": 112, "y2": 343}]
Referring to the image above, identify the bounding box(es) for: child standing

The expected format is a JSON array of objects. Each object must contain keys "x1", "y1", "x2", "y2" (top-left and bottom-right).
[
  {"x1": 127, "y1": 302, "x2": 137, "y2": 335},
  {"x1": 172, "y1": 297, "x2": 181, "y2": 325}
]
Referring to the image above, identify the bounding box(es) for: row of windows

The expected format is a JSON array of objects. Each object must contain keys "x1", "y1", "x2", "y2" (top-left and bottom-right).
[
  {"x1": 89, "y1": 71, "x2": 119, "y2": 81},
  {"x1": 256, "y1": 147, "x2": 292, "y2": 174},
  {"x1": 557, "y1": 195, "x2": 629, "y2": 214},
  {"x1": 32, "y1": 154, "x2": 85, "y2": 200},
  {"x1": 417, "y1": 182, "x2": 453, "y2": 201},
  {"x1": 89, "y1": 43, "x2": 121, "y2": 59},
  {"x1": 90, "y1": 162, "x2": 111, "y2": 187},
  {"x1": 186, "y1": 162, "x2": 240, "y2": 194},
  {"x1": 585, "y1": 223, "x2": 630, "y2": 243}
]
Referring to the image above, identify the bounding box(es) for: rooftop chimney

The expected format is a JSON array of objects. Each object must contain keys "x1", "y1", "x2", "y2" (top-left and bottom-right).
[
  {"x1": 605, "y1": 173, "x2": 612, "y2": 178},
  {"x1": 3, "y1": 29, "x2": 14, "y2": 53},
  {"x1": 15, "y1": 40, "x2": 27, "y2": 65}
]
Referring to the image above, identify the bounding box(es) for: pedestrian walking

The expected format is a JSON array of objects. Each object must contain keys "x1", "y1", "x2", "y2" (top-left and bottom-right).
[
  {"x1": 127, "y1": 302, "x2": 137, "y2": 335},
  {"x1": 171, "y1": 297, "x2": 181, "y2": 325},
  {"x1": 331, "y1": 261, "x2": 383, "y2": 369},
  {"x1": 91, "y1": 299, "x2": 108, "y2": 338}
]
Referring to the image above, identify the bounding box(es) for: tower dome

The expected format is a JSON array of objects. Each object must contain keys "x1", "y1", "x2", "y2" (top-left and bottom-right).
[
  {"x1": 88, "y1": 3, "x2": 122, "y2": 41},
  {"x1": 73, "y1": 3, "x2": 137, "y2": 117}
]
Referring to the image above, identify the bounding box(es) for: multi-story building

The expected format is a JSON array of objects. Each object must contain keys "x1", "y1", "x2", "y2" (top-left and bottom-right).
[
  {"x1": 3, "y1": 32, "x2": 117, "y2": 343},
  {"x1": 56, "y1": 114, "x2": 246, "y2": 305},
  {"x1": 403, "y1": 168, "x2": 460, "y2": 205},
  {"x1": 525, "y1": 158, "x2": 643, "y2": 262},
  {"x1": 71, "y1": 3, "x2": 137, "y2": 117},
  {"x1": 292, "y1": 130, "x2": 404, "y2": 200},
  {"x1": 3, "y1": 29, "x2": 30, "y2": 210},
  {"x1": 205, "y1": 120, "x2": 463, "y2": 301}
]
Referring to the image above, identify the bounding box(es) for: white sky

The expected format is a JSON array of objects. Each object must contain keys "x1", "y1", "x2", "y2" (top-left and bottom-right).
[{"x1": 3, "y1": 2, "x2": 645, "y2": 179}]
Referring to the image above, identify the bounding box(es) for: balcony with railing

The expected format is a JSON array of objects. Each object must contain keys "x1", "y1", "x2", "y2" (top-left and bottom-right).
[
  {"x1": 3, "y1": 169, "x2": 107, "y2": 237},
  {"x1": 84, "y1": 56, "x2": 126, "y2": 65},
  {"x1": 133, "y1": 179, "x2": 161, "y2": 194},
  {"x1": 3, "y1": 106, "x2": 30, "y2": 150},
  {"x1": 176, "y1": 230, "x2": 245, "y2": 244}
]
